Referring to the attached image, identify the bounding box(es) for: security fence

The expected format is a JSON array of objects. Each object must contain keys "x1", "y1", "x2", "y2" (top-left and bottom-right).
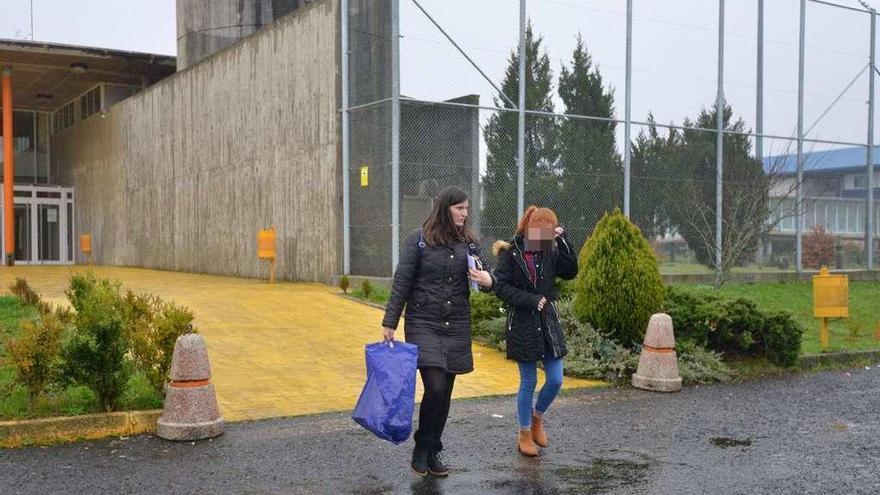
[{"x1": 342, "y1": 0, "x2": 880, "y2": 283}]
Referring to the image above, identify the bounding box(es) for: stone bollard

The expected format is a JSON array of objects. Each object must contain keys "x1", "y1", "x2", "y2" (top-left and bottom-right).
[
  {"x1": 157, "y1": 334, "x2": 224, "y2": 441},
  {"x1": 631, "y1": 313, "x2": 682, "y2": 392}
]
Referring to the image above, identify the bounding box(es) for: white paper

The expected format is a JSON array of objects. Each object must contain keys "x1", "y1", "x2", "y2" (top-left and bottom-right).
[{"x1": 467, "y1": 254, "x2": 479, "y2": 291}]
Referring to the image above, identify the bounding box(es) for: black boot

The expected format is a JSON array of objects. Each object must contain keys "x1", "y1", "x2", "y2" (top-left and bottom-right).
[
  {"x1": 427, "y1": 450, "x2": 449, "y2": 477},
  {"x1": 411, "y1": 445, "x2": 429, "y2": 477}
]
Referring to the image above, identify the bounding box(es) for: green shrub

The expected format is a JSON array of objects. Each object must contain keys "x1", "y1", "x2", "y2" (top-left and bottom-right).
[
  {"x1": 676, "y1": 341, "x2": 732, "y2": 384},
  {"x1": 713, "y1": 297, "x2": 764, "y2": 355},
  {"x1": 663, "y1": 286, "x2": 718, "y2": 348},
  {"x1": 339, "y1": 275, "x2": 350, "y2": 294},
  {"x1": 470, "y1": 291, "x2": 504, "y2": 327},
  {"x1": 763, "y1": 312, "x2": 802, "y2": 367},
  {"x1": 61, "y1": 273, "x2": 130, "y2": 412},
  {"x1": 555, "y1": 279, "x2": 576, "y2": 301},
  {"x1": 556, "y1": 298, "x2": 639, "y2": 383},
  {"x1": 9, "y1": 278, "x2": 41, "y2": 307},
  {"x1": 5, "y1": 312, "x2": 64, "y2": 404},
  {"x1": 122, "y1": 291, "x2": 196, "y2": 394},
  {"x1": 574, "y1": 210, "x2": 665, "y2": 346},
  {"x1": 472, "y1": 316, "x2": 507, "y2": 351},
  {"x1": 361, "y1": 280, "x2": 373, "y2": 299},
  {"x1": 665, "y1": 285, "x2": 803, "y2": 367}
]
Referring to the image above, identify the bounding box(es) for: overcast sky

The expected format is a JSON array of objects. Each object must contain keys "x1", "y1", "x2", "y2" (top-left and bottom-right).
[{"x1": 1, "y1": 0, "x2": 877, "y2": 155}]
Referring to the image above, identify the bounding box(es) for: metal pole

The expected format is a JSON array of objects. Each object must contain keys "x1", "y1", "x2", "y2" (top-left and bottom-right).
[
  {"x1": 867, "y1": 9, "x2": 876, "y2": 270},
  {"x1": 517, "y1": 0, "x2": 526, "y2": 217},
  {"x1": 797, "y1": 0, "x2": 806, "y2": 273},
  {"x1": 623, "y1": 0, "x2": 633, "y2": 217},
  {"x1": 756, "y1": 0, "x2": 764, "y2": 163},
  {"x1": 341, "y1": 0, "x2": 351, "y2": 275},
  {"x1": 715, "y1": 0, "x2": 725, "y2": 277},
  {"x1": 391, "y1": 0, "x2": 401, "y2": 271}
]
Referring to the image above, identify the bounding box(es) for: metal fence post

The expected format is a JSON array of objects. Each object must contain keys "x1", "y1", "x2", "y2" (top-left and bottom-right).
[
  {"x1": 797, "y1": 0, "x2": 806, "y2": 274},
  {"x1": 756, "y1": 0, "x2": 764, "y2": 164},
  {"x1": 517, "y1": 0, "x2": 526, "y2": 217},
  {"x1": 624, "y1": 0, "x2": 633, "y2": 218},
  {"x1": 391, "y1": 0, "x2": 401, "y2": 271},
  {"x1": 341, "y1": 0, "x2": 351, "y2": 275},
  {"x1": 867, "y1": 8, "x2": 876, "y2": 270},
  {"x1": 715, "y1": 0, "x2": 725, "y2": 278}
]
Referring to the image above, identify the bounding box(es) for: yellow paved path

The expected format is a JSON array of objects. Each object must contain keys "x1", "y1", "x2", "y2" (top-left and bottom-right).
[{"x1": 0, "y1": 266, "x2": 603, "y2": 422}]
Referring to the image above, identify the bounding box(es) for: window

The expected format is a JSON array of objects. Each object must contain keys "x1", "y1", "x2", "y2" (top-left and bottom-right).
[
  {"x1": 53, "y1": 101, "x2": 76, "y2": 133},
  {"x1": 853, "y1": 174, "x2": 868, "y2": 189},
  {"x1": 80, "y1": 86, "x2": 102, "y2": 120}
]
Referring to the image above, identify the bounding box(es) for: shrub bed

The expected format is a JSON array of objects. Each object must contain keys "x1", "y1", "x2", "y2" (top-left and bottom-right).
[{"x1": 0, "y1": 274, "x2": 195, "y2": 419}]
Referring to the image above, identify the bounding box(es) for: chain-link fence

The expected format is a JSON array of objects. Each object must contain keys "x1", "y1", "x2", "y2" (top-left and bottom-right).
[{"x1": 343, "y1": 0, "x2": 880, "y2": 281}]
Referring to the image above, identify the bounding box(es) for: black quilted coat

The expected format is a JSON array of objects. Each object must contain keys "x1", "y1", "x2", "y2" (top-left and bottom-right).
[
  {"x1": 382, "y1": 229, "x2": 494, "y2": 374},
  {"x1": 493, "y1": 233, "x2": 579, "y2": 362}
]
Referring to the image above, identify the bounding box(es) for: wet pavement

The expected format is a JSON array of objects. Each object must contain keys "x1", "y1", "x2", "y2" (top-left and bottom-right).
[{"x1": 2, "y1": 367, "x2": 879, "y2": 494}]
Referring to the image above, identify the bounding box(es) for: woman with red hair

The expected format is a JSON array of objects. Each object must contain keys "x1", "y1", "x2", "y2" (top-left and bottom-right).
[{"x1": 492, "y1": 206, "x2": 579, "y2": 456}]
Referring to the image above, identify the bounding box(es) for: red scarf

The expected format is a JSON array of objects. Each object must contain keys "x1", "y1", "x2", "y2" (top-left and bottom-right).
[{"x1": 523, "y1": 252, "x2": 539, "y2": 285}]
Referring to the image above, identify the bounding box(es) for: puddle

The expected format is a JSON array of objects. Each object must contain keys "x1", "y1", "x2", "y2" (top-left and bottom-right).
[
  {"x1": 709, "y1": 437, "x2": 752, "y2": 449},
  {"x1": 483, "y1": 456, "x2": 653, "y2": 494},
  {"x1": 553, "y1": 457, "x2": 653, "y2": 494}
]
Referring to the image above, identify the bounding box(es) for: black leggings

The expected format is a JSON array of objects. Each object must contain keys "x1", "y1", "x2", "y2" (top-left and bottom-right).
[{"x1": 413, "y1": 367, "x2": 456, "y2": 452}]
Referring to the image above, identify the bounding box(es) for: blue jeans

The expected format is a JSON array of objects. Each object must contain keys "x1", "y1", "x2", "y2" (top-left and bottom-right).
[{"x1": 516, "y1": 358, "x2": 564, "y2": 428}]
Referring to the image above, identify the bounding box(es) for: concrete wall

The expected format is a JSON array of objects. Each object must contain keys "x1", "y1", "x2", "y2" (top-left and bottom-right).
[
  {"x1": 176, "y1": 0, "x2": 315, "y2": 70},
  {"x1": 53, "y1": 0, "x2": 340, "y2": 282}
]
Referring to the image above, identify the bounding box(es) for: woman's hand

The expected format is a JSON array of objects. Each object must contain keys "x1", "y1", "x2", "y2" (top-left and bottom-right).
[
  {"x1": 537, "y1": 296, "x2": 547, "y2": 311},
  {"x1": 554, "y1": 227, "x2": 564, "y2": 238},
  {"x1": 469, "y1": 267, "x2": 493, "y2": 288},
  {"x1": 383, "y1": 327, "x2": 395, "y2": 342}
]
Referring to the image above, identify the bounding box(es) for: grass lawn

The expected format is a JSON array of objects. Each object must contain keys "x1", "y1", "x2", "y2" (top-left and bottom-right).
[
  {"x1": 0, "y1": 295, "x2": 162, "y2": 420},
  {"x1": 674, "y1": 281, "x2": 880, "y2": 355}
]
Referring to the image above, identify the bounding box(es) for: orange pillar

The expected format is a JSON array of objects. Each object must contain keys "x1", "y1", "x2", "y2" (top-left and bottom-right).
[{"x1": 2, "y1": 67, "x2": 12, "y2": 265}]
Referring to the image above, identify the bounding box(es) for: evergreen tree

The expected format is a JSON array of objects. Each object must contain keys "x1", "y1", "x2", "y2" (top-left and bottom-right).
[
  {"x1": 483, "y1": 24, "x2": 559, "y2": 240},
  {"x1": 630, "y1": 114, "x2": 681, "y2": 239},
  {"x1": 557, "y1": 35, "x2": 621, "y2": 248}
]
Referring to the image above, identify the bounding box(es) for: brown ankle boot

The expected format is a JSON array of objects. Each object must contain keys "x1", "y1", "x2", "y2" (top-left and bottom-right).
[
  {"x1": 518, "y1": 429, "x2": 538, "y2": 457},
  {"x1": 531, "y1": 414, "x2": 548, "y2": 448}
]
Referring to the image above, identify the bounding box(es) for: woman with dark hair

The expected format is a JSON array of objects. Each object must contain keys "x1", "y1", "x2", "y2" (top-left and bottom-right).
[
  {"x1": 492, "y1": 206, "x2": 578, "y2": 457},
  {"x1": 382, "y1": 185, "x2": 495, "y2": 477}
]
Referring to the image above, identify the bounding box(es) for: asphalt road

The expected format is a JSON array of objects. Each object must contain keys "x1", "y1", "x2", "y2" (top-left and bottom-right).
[{"x1": 2, "y1": 367, "x2": 879, "y2": 494}]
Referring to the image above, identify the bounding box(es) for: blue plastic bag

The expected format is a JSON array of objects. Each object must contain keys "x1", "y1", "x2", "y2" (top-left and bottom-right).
[{"x1": 352, "y1": 341, "x2": 419, "y2": 444}]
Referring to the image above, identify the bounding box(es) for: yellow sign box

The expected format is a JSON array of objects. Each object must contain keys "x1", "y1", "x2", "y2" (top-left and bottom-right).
[
  {"x1": 360, "y1": 165, "x2": 369, "y2": 187},
  {"x1": 257, "y1": 227, "x2": 276, "y2": 259},
  {"x1": 813, "y1": 267, "x2": 848, "y2": 318}
]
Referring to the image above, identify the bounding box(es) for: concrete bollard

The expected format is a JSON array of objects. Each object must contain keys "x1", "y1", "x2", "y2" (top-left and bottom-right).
[
  {"x1": 631, "y1": 313, "x2": 682, "y2": 392},
  {"x1": 157, "y1": 334, "x2": 224, "y2": 441}
]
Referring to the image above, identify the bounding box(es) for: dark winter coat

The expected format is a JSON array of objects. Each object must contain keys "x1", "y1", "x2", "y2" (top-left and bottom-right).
[
  {"x1": 382, "y1": 229, "x2": 495, "y2": 374},
  {"x1": 492, "y1": 233, "x2": 579, "y2": 362}
]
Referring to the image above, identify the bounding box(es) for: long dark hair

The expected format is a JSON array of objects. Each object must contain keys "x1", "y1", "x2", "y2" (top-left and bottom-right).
[{"x1": 422, "y1": 186, "x2": 476, "y2": 246}]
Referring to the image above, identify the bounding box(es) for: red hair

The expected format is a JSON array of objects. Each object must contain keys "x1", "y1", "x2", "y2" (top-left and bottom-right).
[{"x1": 516, "y1": 206, "x2": 558, "y2": 235}]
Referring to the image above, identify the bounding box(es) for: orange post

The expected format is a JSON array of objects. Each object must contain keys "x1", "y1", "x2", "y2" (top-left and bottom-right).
[
  {"x1": 257, "y1": 226, "x2": 277, "y2": 283},
  {"x1": 2, "y1": 67, "x2": 13, "y2": 265},
  {"x1": 80, "y1": 234, "x2": 92, "y2": 265}
]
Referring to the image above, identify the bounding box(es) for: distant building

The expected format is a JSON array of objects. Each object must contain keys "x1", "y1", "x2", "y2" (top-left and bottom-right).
[{"x1": 764, "y1": 147, "x2": 879, "y2": 260}]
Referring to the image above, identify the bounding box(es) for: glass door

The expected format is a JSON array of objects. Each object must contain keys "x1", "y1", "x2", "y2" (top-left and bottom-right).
[
  {"x1": 38, "y1": 204, "x2": 61, "y2": 262},
  {"x1": 13, "y1": 203, "x2": 31, "y2": 263}
]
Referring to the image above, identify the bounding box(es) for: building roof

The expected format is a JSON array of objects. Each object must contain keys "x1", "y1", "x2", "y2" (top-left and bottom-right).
[
  {"x1": 764, "y1": 145, "x2": 878, "y2": 175},
  {"x1": 0, "y1": 39, "x2": 176, "y2": 112}
]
